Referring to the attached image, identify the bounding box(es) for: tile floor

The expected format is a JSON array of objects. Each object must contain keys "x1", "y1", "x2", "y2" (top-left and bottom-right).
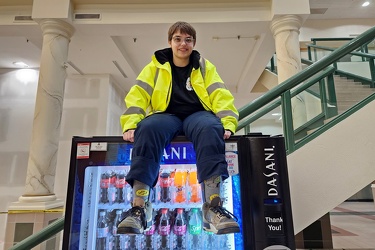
[
  {"x1": 0, "y1": 201, "x2": 374, "y2": 250},
  {"x1": 329, "y1": 201, "x2": 375, "y2": 249}
]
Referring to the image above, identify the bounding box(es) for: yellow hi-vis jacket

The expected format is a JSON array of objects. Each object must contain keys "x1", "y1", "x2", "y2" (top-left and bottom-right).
[{"x1": 120, "y1": 49, "x2": 239, "y2": 134}]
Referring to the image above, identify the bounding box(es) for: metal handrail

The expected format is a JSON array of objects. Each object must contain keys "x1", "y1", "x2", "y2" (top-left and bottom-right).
[
  {"x1": 9, "y1": 217, "x2": 64, "y2": 250},
  {"x1": 237, "y1": 66, "x2": 336, "y2": 131},
  {"x1": 308, "y1": 44, "x2": 375, "y2": 59},
  {"x1": 238, "y1": 25, "x2": 375, "y2": 121}
]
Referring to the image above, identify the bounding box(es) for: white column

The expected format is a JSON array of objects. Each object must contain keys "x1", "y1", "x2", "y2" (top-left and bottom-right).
[
  {"x1": 270, "y1": 14, "x2": 306, "y2": 128},
  {"x1": 271, "y1": 15, "x2": 303, "y2": 82},
  {"x1": 14, "y1": 19, "x2": 75, "y2": 208}
]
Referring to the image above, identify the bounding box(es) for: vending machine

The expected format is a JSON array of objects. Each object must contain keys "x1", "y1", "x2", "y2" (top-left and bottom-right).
[{"x1": 62, "y1": 136, "x2": 243, "y2": 250}]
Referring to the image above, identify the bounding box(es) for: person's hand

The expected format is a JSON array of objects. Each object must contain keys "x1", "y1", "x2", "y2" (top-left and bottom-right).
[
  {"x1": 223, "y1": 130, "x2": 232, "y2": 139},
  {"x1": 123, "y1": 129, "x2": 135, "y2": 142}
]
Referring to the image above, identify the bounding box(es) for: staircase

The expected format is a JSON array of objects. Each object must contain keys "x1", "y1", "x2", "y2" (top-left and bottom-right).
[{"x1": 334, "y1": 75, "x2": 375, "y2": 114}]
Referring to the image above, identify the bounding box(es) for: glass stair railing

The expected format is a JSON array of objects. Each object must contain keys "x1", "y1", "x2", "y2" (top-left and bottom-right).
[
  {"x1": 9, "y1": 25, "x2": 375, "y2": 250},
  {"x1": 308, "y1": 37, "x2": 375, "y2": 88}
]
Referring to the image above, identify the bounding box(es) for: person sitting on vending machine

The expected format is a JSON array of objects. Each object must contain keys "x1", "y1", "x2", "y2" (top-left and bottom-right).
[{"x1": 118, "y1": 21, "x2": 240, "y2": 235}]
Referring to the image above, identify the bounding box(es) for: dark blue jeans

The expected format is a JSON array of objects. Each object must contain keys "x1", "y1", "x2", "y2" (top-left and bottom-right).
[{"x1": 125, "y1": 111, "x2": 229, "y2": 188}]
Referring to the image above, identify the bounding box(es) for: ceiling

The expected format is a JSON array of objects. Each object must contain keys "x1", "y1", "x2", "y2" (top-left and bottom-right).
[{"x1": 0, "y1": 0, "x2": 374, "y2": 105}]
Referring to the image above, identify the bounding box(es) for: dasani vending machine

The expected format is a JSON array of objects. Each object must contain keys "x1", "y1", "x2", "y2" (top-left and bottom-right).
[{"x1": 63, "y1": 136, "x2": 243, "y2": 250}]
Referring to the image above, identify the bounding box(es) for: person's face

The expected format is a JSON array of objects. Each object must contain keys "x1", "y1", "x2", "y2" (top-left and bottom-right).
[{"x1": 168, "y1": 30, "x2": 195, "y2": 62}]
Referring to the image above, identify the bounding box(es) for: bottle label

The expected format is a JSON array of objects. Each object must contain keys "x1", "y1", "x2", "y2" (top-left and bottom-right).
[
  {"x1": 97, "y1": 227, "x2": 108, "y2": 238},
  {"x1": 145, "y1": 224, "x2": 155, "y2": 235},
  {"x1": 189, "y1": 225, "x2": 201, "y2": 235},
  {"x1": 110, "y1": 174, "x2": 116, "y2": 185},
  {"x1": 173, "y1": 225, "x2": 187, "y2": 236},
  {"x1": 158, "y1": 225, "x2": 171, "y2": 236},
  {"x1": 160, "y1": 178, "x2": 170, "y2": 188},
  {"x1": 115, "y1": 178, "x2": 126, "y2": 188}
]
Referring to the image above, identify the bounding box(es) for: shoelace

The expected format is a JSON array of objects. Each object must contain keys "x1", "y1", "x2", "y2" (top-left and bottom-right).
[
  {"x1": 211, "y1": 206, "x2": 239, "y2": 222},
  {"x1": 130, "y1": 206, "x2": 147, "y2": 229}
]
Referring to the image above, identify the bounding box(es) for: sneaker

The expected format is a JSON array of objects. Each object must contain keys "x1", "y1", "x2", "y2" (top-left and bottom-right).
[
  {"x1": 117, "y1": 201, "x2": 153, "y2": 234},
  {"x1": 202, "y1": 197, "x2": 240, "y2": 235}
]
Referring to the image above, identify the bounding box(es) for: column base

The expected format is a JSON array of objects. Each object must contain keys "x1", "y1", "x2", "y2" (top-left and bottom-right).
[{"x1": 9, "y1": 195, "x2": 64, "y2": 210}]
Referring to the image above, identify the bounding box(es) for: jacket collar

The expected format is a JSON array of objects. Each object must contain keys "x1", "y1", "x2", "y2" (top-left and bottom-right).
[{"x1": 153, "y1": 48, "x2": 201, "y2": 70}]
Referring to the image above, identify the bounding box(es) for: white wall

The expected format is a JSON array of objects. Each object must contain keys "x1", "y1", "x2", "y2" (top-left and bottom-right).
[
  {"x1": 300, "y1": 19, "x2": 374, "y2": 40},
  {"x1": 54, "y1": 75, "x2": 126, "y2": 199},
  {"x1": 250, "y1": 119, "x2": 283, "y2": 136},
  {"x1": 0, "y1": 69, "x2": 39, "y2": 211}
]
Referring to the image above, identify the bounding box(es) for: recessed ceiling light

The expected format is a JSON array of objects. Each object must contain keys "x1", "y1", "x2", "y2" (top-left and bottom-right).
[
  {"x1": 13, "y1": 61, "x2": 29, "y2": 67},
  {"x1": 362, "y1": 1, "x2": 370, "y2": 7}
]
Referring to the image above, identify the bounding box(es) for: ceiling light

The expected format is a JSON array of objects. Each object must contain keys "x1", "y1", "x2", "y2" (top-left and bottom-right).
[
  {"x1": 16, "y1": 69, "x2": 38, "y2": 85},
  {"x1": 13, "y1": 61, "x2": 29, "y2": 68},
  {"x1": 362, "y1": 1, "x2": 370, "y2": 7}
]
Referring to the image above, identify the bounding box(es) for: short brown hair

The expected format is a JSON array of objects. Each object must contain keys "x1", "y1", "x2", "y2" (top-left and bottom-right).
[{"x1": 168, "y1": 21, "x2": 196, "y2": 42}]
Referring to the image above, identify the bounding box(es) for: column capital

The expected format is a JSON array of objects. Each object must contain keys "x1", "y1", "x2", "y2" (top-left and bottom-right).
[
  {"x1": 36, "y1": 18, "x2": 75, "y2": 40},
  {"x1": 270, "y1": 14, "x2": 303, "y2": 37}
]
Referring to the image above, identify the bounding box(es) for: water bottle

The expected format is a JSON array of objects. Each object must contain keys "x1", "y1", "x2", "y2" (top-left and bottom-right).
[
  {"x1": 188, "y1": 208, "x2": 202, "y2": 250},
  {"x1": 96, "y1": 211, "x2": 109, "y2": 250},
  {"x1": 112, "y1": 209, "x2": 123, "y2": 250},
  {"x1": 217, "y1": 234, "x2": 230, "y2": 248},
  {"x1": 99, "y1": 172, "x2": 110, "y2": 204},
  {"x1": 124, "y1": 235, "x2": 138, "y2": 250},
  {"x1": 173, "y1": 208, "x2": 187, "y2": 250},
  {"x1": 157, "y1": 208, "x2": 171, "y2": 250},
  {"x1": 203, "y1": 231, "x2": 216, "y2": 249}
]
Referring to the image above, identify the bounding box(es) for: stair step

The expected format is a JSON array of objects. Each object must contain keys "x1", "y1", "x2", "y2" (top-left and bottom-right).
[
  {"x1": 336, "y1": 89, "x2": 374, "y2": 95},
  {"x1": 334, "y1": 74, "x2": 374, "y2": 103},
  {"x1": 304, "y1": 75, "x2": 372, "y2": 135},
  {"x1": 335, "y1": 84, "x2": 371, "y2": 89},
  {"x1": 335, "y1": 93, "x2": 373, "y2": 100}
]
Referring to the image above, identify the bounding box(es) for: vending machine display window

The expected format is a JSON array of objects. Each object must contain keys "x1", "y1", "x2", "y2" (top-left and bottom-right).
[{"x1": 63, "y1": 136, "x2": 243, "y2": 250}]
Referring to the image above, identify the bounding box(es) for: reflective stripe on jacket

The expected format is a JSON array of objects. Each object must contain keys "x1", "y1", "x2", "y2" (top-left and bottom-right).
[{"x1": 120, "y1": 49, "x2": 239, "y2": 133}]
